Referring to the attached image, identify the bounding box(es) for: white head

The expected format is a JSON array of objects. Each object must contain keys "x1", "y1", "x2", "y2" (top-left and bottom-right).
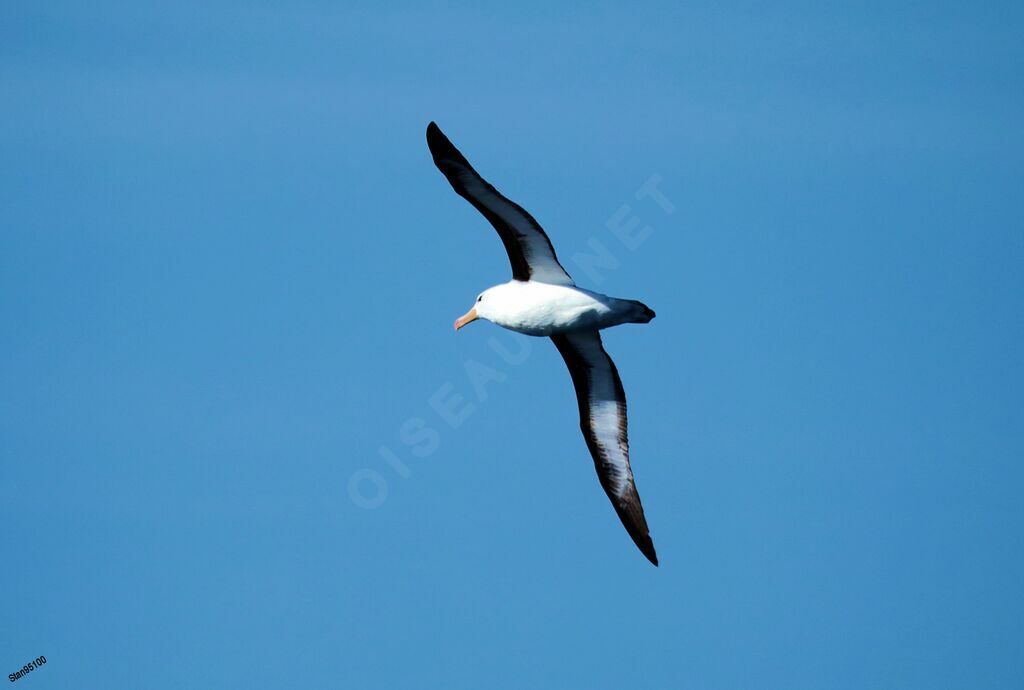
[{"x1": 453, "y1": 285, "x2": 503, "y2": 330}]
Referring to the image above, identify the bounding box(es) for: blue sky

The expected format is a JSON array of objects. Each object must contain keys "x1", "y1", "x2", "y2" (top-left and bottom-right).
[{"x1": 2, "y1": 2, "x2": 1023, "y2": 688}]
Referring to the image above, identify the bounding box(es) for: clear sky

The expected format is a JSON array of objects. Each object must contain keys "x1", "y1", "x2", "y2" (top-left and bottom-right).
[{"x1": 2, "y1": 2, "x2": 1023, "y2": 688}]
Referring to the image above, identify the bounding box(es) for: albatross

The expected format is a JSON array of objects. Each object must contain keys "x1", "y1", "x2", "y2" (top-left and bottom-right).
[{"x1": 427, "y1": 122, "x2": 660, "y2": 566}]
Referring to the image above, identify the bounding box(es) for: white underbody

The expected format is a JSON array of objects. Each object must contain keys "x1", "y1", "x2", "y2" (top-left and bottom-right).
[{"x1": 474, "y1": 280, "x2": 650, "y2": 336}]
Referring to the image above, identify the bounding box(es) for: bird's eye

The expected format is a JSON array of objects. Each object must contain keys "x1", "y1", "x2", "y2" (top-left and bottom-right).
[{"x1": 477, "y1": 295, "x2": 483, "y2": 302}]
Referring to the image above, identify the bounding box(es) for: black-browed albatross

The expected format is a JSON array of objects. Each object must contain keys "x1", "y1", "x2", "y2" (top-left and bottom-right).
[{"x1": 427, "y1": 122, "x2": 660, "y2": 566}]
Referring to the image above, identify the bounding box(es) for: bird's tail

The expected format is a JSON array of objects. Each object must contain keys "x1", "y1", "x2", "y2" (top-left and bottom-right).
[{"x1": 626, "y1": 300, "x2": 656, "y2": 324}]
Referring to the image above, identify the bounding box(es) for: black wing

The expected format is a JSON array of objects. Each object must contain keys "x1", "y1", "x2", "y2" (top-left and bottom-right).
[
  {"x1": 426, "y1": 122, "x2": 575, "y2": 286},
  {"x1": 551, "y1": 330, "x2": 658, "y2": 565}
]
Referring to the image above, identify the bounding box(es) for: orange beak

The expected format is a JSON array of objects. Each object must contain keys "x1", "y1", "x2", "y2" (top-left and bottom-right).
[{"x1": 454, "y1": 307, "x2": 479, "y2": 331}]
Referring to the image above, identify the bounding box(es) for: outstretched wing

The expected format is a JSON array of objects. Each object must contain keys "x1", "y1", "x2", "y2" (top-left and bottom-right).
[
  {"x1": 550, "y1": 330, "x2": 658, "y2": 565},
  {"x1": 426, "y1": 122, "x2": 575, "y2": 286}
]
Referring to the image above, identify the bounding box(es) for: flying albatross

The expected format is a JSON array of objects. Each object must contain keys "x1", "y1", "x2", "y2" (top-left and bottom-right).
[{"x1": 426, "y1": 122, "x2": 660, "y2": 566}]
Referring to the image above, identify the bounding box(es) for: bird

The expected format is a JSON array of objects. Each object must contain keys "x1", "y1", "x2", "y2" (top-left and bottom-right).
[{"x1": 426, "y1": 122, "x2": 660, "y2": 566}]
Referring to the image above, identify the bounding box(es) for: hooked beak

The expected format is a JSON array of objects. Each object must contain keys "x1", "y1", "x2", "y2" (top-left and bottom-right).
[{"x1": 454, "y1": 307, "x2": 479, "y2": 331}]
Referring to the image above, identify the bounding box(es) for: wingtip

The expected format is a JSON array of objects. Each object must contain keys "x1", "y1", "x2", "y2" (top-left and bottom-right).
[
  {"x1": 627, "y1": 526, "x2": 659, "y2": 566},
  {"x1": 425, "y1": 121, "x2": 468, "y2": 170},
  {"x1": 640, "y1": 541, "x2": 659, "y2": 567},
  {"x1": 425, "y1": 121, "x2": 445, "y2": 147}
]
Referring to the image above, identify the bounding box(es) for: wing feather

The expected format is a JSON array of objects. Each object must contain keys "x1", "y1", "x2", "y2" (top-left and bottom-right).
[
  {"x1": 426, "y1": 122, "x2": 574, "y2": 286},
  {"x1": 551, "y1": 330, "x2": 658, "y2": 565}
]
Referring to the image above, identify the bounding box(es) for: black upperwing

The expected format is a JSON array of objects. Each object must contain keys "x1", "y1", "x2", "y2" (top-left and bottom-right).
[{"x1": 426, "y1": 122, "x2": 575, "y2": 286}]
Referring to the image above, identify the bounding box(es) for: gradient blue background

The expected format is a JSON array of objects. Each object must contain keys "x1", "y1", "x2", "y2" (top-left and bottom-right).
[{"x1": 3, "y1": 2, "x2": 1023, "y2": 688}]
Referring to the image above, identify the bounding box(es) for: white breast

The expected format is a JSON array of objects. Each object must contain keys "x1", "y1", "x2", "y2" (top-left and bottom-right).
[{"x1": 481, "y1": 281, "x2": 618, "y2": 336}]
